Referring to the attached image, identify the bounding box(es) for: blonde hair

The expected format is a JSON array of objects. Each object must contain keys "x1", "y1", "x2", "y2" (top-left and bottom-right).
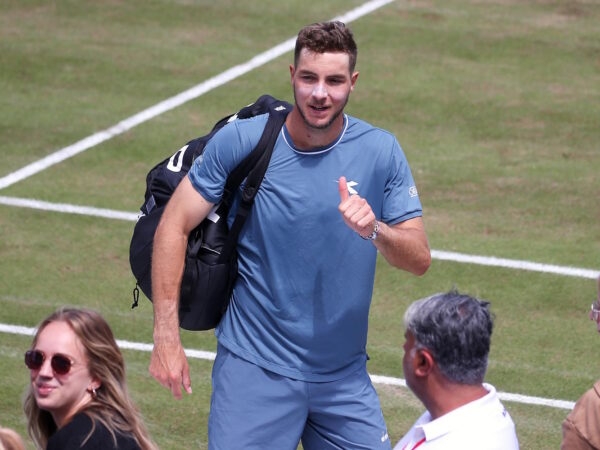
[
  {"x1": 0, "y1": 426, "x2": 26, "y2": 450},
  {"x1": 23, "y1": 307, "x2": 158, "y2": 450}
]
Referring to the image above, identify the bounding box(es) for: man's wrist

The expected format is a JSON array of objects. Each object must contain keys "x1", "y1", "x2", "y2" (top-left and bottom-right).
[{"x1": 360, "y1": 221, "x2": 379, "y2": 240}]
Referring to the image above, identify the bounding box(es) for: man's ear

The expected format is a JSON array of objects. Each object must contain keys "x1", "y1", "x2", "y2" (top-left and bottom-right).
[
  {"x1": 414, "y1": 349, "x2": 434, "y2": 377},
  {"x1": 350, "y1": 71, "x2": 359, "y2": 91}
]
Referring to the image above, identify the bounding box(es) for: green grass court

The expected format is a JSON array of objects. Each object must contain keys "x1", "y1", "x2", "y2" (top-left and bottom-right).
[{"x1": 1, "y1": 1, "x2": 599, "y2": 448}]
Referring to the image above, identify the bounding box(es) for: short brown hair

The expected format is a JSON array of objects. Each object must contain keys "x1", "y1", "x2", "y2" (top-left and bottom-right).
[{"x1": 294, "y1": 21, "x2": 358, "y2": 73}]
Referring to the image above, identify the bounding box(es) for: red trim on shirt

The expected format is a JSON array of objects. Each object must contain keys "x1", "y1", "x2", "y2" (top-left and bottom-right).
[{"x1": 404, "y1": 437, "x2": 426, "y2": 450}]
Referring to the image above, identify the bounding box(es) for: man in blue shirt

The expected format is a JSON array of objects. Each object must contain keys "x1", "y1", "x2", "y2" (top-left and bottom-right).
[{"x1": 149, "y1": 21, "x2": 431, "y2": 450}]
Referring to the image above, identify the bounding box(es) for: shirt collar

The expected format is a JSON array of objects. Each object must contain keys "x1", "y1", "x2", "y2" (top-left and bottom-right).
[{"x1": 418, "y1": 383, "x2": 497, "y2": 441}]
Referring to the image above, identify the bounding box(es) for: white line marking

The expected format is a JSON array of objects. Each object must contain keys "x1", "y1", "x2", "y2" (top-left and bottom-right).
[
  {"x1": 0, "y1": 196, "x2": 138, "y2": 221},
  {"x1": 3, "y1": 322, "x2": 574, "y2": 410},
  {"x1": 432, "y1": 250, "x2": 599, "y2": 280},
  {"x1": 496, "y1": 392, "x2": 575, "y2": 410},
  {"x1": 1, "y1": 195, "x2": 597, "y2": 280},
  {"x1": 0, "y1": 0, "x2": 394, "y2": 191}
]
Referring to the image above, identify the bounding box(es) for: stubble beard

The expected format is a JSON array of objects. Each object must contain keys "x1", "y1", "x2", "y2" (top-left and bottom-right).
[{"x1": 293, "y1": 89, "x2": 349, "y2": 131}]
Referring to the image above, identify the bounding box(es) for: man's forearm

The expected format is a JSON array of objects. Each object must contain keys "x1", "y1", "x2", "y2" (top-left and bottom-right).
[
  {"x1": 151, "y1": 220, "x2": 188, "y2": 335},
  {"x1": 374, "y1": 219, "x2": 431, "y2": 276}
]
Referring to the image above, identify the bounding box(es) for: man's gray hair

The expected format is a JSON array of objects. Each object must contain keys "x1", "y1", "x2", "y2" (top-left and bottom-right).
[{"x1": 404, "y1": 289, "x2": 494, "y2": 385}]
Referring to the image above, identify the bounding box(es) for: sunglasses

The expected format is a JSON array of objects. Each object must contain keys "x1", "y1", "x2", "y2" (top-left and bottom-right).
[{"x1": 24, "y1": 350, "x2": 74, "y2": 375}]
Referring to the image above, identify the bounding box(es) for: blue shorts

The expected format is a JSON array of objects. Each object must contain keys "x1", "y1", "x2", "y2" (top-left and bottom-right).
[{"x1": 208, "y1": 344, "x2": 391, "y2": 450}]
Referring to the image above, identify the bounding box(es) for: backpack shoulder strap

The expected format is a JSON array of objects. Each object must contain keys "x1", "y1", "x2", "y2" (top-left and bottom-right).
[
  {"x1": 217, "y1": 103, "x2": 289, "y2": 263},
  {"x1": 223, "y1": 97, "x2": 291, "y2": 199}
]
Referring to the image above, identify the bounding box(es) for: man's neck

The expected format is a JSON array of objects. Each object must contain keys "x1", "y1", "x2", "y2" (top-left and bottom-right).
[
  {"x1": 285, "y1": 108, "x2": 345, "y2": 151},
  {"x1": 424, "y1": 382, "x2": 489, "y2": 420}
]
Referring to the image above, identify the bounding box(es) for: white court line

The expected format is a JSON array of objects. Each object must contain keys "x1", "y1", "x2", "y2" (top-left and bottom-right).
[
  {"x1": 1, "y1": 195, "x2": 598, "y2": 280},
  {"x1": 0, "y1": 196, "x2": 138, "y2": 222},
  {"x1": 0, "y1": 0, "x2": 394, "y2": 191},
  {"x1": 431, "y1": 250, "x2": 599, "y2": 280},
  {"x1": 2, "y1": 323, "x2": 575, "y2": 410}
]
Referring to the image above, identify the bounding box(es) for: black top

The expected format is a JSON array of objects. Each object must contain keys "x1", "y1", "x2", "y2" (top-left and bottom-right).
[{"x1": 46, "y1": 412, "x2": 141, "y2": 450}]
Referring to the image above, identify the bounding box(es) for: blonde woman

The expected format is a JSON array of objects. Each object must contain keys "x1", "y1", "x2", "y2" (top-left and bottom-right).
[{"x1": 23, "y1": 307, "x2": 158, "y2": 450}]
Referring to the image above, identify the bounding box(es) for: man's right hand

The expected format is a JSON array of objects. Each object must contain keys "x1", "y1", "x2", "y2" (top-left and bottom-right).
[
  {"x1": 149, "y1": 336, "x2": 193, "y2": 399},
  {"x1": 148, "y1": 177, "x2": 213, "y2": 399}
]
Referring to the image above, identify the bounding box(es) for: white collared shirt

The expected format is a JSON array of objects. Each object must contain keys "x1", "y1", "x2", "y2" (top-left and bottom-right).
[{"x1": 394, "y1": 383, "x2": 519, "y2": 450}]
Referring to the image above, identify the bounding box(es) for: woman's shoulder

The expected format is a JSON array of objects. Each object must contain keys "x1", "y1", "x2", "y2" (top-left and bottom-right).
[
  {"x1": 47, "y1": 412, "x2": 141, "y2": 450},
  {"x1": 49, "y1": 412, "x2": 93, "y2": 441}
]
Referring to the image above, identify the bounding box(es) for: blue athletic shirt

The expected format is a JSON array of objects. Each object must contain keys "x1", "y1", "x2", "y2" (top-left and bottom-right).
[{"x1": 188, "y1": 112, "x2": 422, "y2": 382}]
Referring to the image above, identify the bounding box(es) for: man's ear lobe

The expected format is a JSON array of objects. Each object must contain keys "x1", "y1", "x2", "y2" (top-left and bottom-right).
[
  {"x1": 414, "y1": 349, "x2": 434, "y2": 377},
  {"x1": 350, "y1": 71, "x2": 359, "y2": 89}
]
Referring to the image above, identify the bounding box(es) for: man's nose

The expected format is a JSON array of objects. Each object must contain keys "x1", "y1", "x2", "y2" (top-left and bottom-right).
[{"x1": 312, "y1": 84, "x2": 328, "y2": 98}]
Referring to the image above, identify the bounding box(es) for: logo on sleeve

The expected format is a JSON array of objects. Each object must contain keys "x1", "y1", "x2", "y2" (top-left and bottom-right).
[{"x1": 409, "y1": 186, "x2": 418, "y2": 198}]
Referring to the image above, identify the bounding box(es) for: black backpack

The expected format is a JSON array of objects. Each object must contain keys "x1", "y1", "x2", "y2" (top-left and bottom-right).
[{"x1": 129, "y1": 94, "x2": 291, "y2": 331}]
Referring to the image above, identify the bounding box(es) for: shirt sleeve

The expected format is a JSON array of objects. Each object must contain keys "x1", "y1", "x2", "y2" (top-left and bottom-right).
[
  {"x1": 561, "y1": 384, "x2": 600, "y2": 450},
  {"x1": 382, "y1": 137, "x2": 422, "y2": 225},
  {"x1": 188, "y1": 114, "x2": 267, "y2": 204}
]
